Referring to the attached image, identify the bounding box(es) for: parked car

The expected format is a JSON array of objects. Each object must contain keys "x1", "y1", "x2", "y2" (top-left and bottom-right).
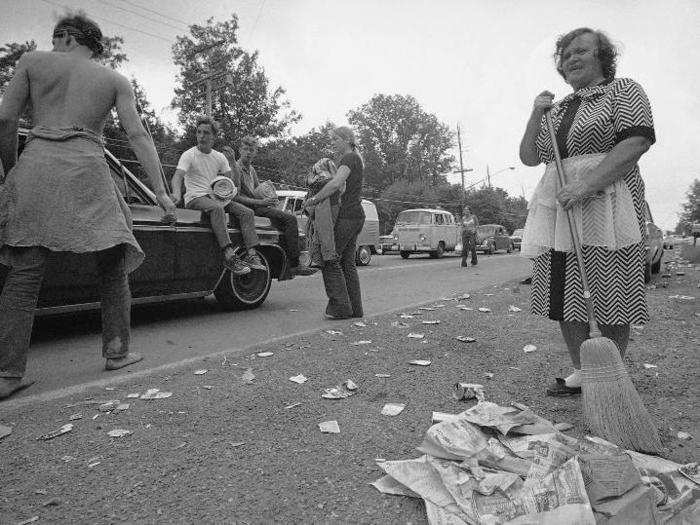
[
  {"x1": 276, "y1": 190, "x2": 379, "y2": 266},
  {"x1": 662, "y1": 234, "x2": 676, "y2": 250},
  {"x1": 0, "y1": 131, "x2": 291, "y2": 315},
  {"x1": 643, "y1": 201, "x2": 663, "y2": 283},
  {"x1": 510, "y1": 228, "x2": 524, "y2": 251},
  {"x1": 395, "y1": 208, "x2": 460, "y2": 259},
  {"x1": 378, "y1": 230, "x2": 399, "y2": 254},
  {"x1": 476, "y1": 224, "x2": 514, "y2": 254}
]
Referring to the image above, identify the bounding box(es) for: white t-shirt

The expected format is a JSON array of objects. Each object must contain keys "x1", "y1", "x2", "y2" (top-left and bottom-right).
[{"x1": 176, "y1": 146, "x2": 231, "y2": 205}]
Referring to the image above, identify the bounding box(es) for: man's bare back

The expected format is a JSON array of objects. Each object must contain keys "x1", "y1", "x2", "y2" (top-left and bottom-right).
[{"x1": 24, "y1": 50, "x2": 126, "y2": 134}]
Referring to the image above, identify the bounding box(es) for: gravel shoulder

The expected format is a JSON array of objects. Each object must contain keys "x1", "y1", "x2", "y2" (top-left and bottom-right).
[{"x1": 1, "y1": 260, "x2": 697, "y2": 524}]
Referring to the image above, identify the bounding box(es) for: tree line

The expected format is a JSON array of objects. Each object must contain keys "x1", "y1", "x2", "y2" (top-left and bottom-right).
[{"x1": 0, "y1": 13, "x2": 527, "y2": 234}]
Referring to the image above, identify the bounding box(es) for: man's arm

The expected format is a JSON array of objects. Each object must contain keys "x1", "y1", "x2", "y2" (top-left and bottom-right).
[
  {"x1": 114, "y1": 74, "x2": 175, "y2": 217},
  {"x1": 0, "y1": 54, "x2": 31, "y2": 173},
  {"x1": 307, "y1": 165, "x2": 351, "y2": 204},
  {"x1": 170, "y1": 169, "x2": 186, "y2": 204}
]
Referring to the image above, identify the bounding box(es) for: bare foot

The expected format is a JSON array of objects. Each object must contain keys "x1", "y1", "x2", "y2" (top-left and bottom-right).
[
  {"x1": 105, "y1": 352, "x2": 143, "y2": 371},
  {"x1": 0, "y1": 378, "x2": 35, "y2": 400}
]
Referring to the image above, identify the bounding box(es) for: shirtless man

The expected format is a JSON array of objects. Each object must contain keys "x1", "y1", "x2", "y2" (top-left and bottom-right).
[{"x1": 0, "y1": 12, "x2": 176, "y2": 399}]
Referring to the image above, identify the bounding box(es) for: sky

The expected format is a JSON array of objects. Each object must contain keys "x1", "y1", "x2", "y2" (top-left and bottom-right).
[{"x1": 2, "y1": 0, "x2": 699, "y2": 230}]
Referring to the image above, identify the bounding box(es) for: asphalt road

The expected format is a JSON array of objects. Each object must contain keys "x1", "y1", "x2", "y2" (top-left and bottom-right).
[{"x1": 18, "y1": 251, "x2": 530, "y2": 401}]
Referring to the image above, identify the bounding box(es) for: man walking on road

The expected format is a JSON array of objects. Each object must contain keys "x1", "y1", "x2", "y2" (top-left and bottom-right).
[
  {"x1": 170, "y1": 118, "x2": 266, "y2": 276},
  {"x1": 461, "y1": 206, "x2": 479, "y2": 267},
  {"x1": 227, "y1": 135, "x2": 315, "y2": 277},
  {"x1": 0, "y1": 12, "x2": 176, "y2": 399}
]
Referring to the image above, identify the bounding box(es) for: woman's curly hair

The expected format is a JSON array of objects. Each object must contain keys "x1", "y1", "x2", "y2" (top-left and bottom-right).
[
  {"x1": 54, "y1": 11, "x2": 104, "y2": 57},
  {"x1": 554, "y1": 28, "x2": 618, "y2": 81}
]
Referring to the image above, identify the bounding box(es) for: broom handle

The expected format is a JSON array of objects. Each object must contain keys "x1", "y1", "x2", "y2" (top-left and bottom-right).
[{"x1": 544, "y1": 110, "x2": 600, "y2": 337}]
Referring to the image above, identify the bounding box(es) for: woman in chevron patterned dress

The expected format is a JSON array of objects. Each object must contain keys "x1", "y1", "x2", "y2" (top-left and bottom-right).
[{"x1": 519, "y1": 28, "x2": 655, "y2": 396}]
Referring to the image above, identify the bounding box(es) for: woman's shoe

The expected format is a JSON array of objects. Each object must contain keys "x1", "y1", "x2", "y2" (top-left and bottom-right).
[{"x1": 545, "y1": 377, "x2": 581, "y2": 396}]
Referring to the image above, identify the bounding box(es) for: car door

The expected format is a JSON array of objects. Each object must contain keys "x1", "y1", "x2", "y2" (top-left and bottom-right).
[{"x1": 433, "y1": 212, "x2": 445, "y2": 249}]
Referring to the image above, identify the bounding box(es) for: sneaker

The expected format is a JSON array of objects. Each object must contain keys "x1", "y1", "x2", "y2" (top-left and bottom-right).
[
  {"x1": 224, "y1": 255, "x2": 251, "y2": 276},
  {"x1": 243, "y1": 253, "x2": 266, "y2": 271},
  {"x1": 290, "y1": 265, "x2": 318, "y2": 277}
]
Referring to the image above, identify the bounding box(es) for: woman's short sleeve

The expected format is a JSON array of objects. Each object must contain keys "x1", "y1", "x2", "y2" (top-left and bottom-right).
[{"x1": 613, "y1": 79, "x2": 656, "y2": 145}]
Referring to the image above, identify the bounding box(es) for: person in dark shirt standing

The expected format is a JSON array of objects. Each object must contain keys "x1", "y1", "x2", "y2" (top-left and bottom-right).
[
  {"x1": 460, "y1": 205, "x2": 479, "y2": 267},
  {"x1": 305, "y1": 126, "x2": 364, "y2": 319}
]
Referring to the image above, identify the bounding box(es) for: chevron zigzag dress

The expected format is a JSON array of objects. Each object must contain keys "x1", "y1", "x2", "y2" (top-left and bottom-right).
[{"x1": 524, "y1": 78, "x2": 655, "y2": 325}]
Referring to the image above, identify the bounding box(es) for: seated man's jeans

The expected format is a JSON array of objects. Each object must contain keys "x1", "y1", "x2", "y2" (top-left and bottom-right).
[
  {"x1": 0, "y1": 245, "x2": 131, "y2": 378},
  {"x1": 253, "y1": 205, "x2": 300, "y2": 266},
  {"x1": 321, "y1": 217, "x2": 364, "y2": 318},
  {"x1": 187, "y1": 196, "x2": 259, "y2": 250}
]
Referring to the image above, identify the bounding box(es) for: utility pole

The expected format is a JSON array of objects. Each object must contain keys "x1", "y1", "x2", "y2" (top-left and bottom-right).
[
  {"x1": 454, "y1": 123, "x2": 473, "y2": 206},
  {"x1": 486, "y1": 164, "x2": 491, "y2": 188},
  {"x1": 189, "y1": 40, "x2": 227, "y2": 116}
]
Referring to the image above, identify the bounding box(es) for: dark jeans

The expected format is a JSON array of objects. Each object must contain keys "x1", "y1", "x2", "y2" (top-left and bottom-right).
[
  {"x1": 0, "y1": 245, "x2": 131, "y2": 378},
  {"x1": 187, "y1": 196, "x2": 259, "y2": 250},
  {"x1": 254, "y1": 206, "x2": 300, "y2": 266},
  {"x1": 461, "y1": 230, "x2": 478, "y2": 265},
  {"x1": 321, "y1": 217, "x2": 364, "y2": 318}
]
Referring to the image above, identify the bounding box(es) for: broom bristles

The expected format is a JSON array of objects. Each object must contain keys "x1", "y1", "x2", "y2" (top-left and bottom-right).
[{"x1": 581, "y1": 336, "x2": 662, "y2": 455}]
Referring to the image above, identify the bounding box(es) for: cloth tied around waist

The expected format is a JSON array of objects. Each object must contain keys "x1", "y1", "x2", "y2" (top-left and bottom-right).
[
  {"x1": 520, "y1": 153, "x2": 641, "y2": 258},
  {"x1": 28, "y1": 125, "x2": 104, "y2": 145}
]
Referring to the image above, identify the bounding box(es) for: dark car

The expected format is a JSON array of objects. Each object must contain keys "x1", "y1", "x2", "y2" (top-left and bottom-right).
[
  {"x1": 510, "y1": 228, "x2": 524, "y2": 251},
  {"x1": 476, "y1": 224, "x2": 514, "y2": 254},
  {"x1": 643, "y1": 201, "x2": 663, "y2": 283},
  {"x1": 0, "y1": 132, "x2": 291, "y2": 315}
]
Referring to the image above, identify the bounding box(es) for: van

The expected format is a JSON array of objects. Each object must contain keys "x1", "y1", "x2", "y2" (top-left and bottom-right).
[
  {"x1": 395, "y1": 208, "x2": 460, "y2": 258},
  {"x1": 276, "y1": 190, "x2": 380, "y2": 266}
]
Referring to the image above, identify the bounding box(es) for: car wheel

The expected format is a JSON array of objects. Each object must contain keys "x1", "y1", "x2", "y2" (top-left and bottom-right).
[
  {"x1": 651, "y1": 257, "x2": 661, "y2": 274},
  {"x1": 356, "y1": 245, "x2": 372, "y2": 266},
  {"x1": 214, "y1": 248, "x2": 272, "y2": 310},
  {"x1": 507, "y1": 242, "x2": 513, "y2": 254},
  {"x1": 643, "y1": 262, "x2": 651, "y2": 284},
  {"x1": 430, "y1": 242, "x2": 445, "y2": 259},
  {"x1": 400, "y1": 251, "x2": 410, "y2": 259},
  {"x1": 487, "y1": 242, "x2": 494, "y2": 255}
]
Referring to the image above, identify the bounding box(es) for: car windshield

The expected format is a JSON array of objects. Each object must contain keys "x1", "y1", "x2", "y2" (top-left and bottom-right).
[
  {"x1": 397, "y1": 210, "x2": 432, "y2": 225},
  {"x1": 477, "y1": 225, "x2": 496, "y2": 236},
  {"x1": 512, "y1": 229, "x2": 524, "y2": 237}
]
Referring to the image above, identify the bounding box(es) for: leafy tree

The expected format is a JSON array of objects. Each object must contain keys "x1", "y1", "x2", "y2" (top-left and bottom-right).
[
  {"x1": 675, "y1": 178, "x2": 700, "y2": 234},
  {"x1": 347, "y1": 94, "x2": 455, "y2": 192},
  {"x1": 0, "y1": 40, "x2": 37, "y2": 90},
  {"x1": 171, "y1": 15, "x2": 300, "y2": 146}
]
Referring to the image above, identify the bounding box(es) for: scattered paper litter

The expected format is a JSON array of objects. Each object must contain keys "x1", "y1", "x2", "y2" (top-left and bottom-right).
[
  {"x1": 322, "y1": 379, "x2": 358, "y2": 399},
  {"x1": 409, "y1": 359, "x2": 431, "y2": 366},
  {"x1": 319, "y1": 420, "x2": 340, "y2": 434},
  {"x1": 484, "y1": 372, "x2": 494, "y2": 379},
  {"x1": 453, "y1": 382, "x2": 486, "y2": 402},
  {"x1": 241, "y1": 368, "x2": 255, "y2": 383},
  {"x1": 256, "y1": 351, "x2": 274, "y2": 358},
  {"x1": 140, "y1": 388, "x2": 173, "y2": 399},
  {"x1": 98, "y1": 400, "x2": 120, "y2": 412},
  {"x1": 455, "y1": 336, "x2": 476, "y2": 343},
  {"x1": 523, "y1": 344, "x2": 537, "y2": 353},
  {"x1": 381, "y1": 403, "x2": 406, "y2": 416},
  {"x1": 478, "y1": 307, "x2": 491, "y2": 313},
  {"x1": 418, "y1": 307, "x2": 435, "y2": 311},
  {"x1": 0, "y1": 424, "x2": 12, "y2": 440},
  {"x1": 399, "y1": 313, "x2": 414, "y2": 319},
  {"x1": 87, "y1": 461, "x2": 101, "y2": 468},
  {"x1": 457, "y1": 293, "x2": 471, "y2": 300},
  {"x1": 16, "y1": 516, "x2": 39, "y2": 525},
  {"x1": 37, "y1": 423, "x2": 73, "y2": 441},
  {"x1": 643, "y1": 363, "x2": 658, "y2": 369},
  {"x1": 289, "y1": 374, "x2": 308, "y2": 384},
  {"x1": 353, "y1": 321, "x2": 367, "y2": 327},
  {"x1": 69, "y1": 413, "x2": 83, "y2": 421},
  {"x1": 107, "y1": 428, "x2": 131, "y2": 438},
  {"x1": 677, "y1": 431, "x2": 693, "y2": 440},
  {"x1": 375, "y1": 373, "x2": 391, "y2": 378},
  {"x1": 456, "y1": 305, "x2": 473, "y2": 311},
  {"x1": 325, "y1": 330, "x2": 343, "y2": 335},
  {"x1": 126, "y1": 393, "x2": 139, "y2": 398},
  {"x1": 284, "y1": 402, "x2": 302, "y2": 410},
  {"x1": 351, "y1": 340, "x2": 372, "y2": 346},
  {"x1": 554, "y1": 422, "x2": 574, "y2": 431},
  {"x1": 508, "y1": 305, "x2": 522, "y2": 312},
  {"x1": 193, "y1": 369, "x2": 208, "y2": 375},
  {"x1": 433, "y1": 304, "x2": 446, "y2": 308},
  {"x1": 431, "y1": 411, "x2": 458, "y2": 424},
  {"x1": 422, "y1": 320, "x2": 440, "y2": 325},
  {"x1": 115, "y1": 403, "x2": 130, "y2": 412},
  {"x1": 407, "y1": 333, "x2": 425, "y2": 339},
  {"x1": 230, "y1": 441, "x2": 246, "y2": 448},
  {"x1": 391, "y1": 321, "x2": 409, "y2": 327}
]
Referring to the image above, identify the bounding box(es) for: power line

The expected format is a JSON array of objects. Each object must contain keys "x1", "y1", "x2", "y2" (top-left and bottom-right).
[
  {"x1": 99, "y1": 0, "x2": 186, "y2": 32},
  {"x1": 116, "y1": 0, "x2": 190, "y2": 29},
  {"x1": 248, "y1": 0, "x2": 267, "y2": 41}
]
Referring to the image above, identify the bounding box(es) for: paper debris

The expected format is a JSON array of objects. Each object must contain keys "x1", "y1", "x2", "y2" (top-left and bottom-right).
[
  {"x1": 241, "y1": 368, "x2": 255, "y2": 383},
  {"x1": 322, "y1": 380, "x2": 358, "y2": 399},
  {"x1": 140, "y1": 389, "x2": 173, "y2": 399},
  {"x1": 289, "y1": 374, "x2": 308, "y2": 384},
  {"x1": 391, "y1": 321, "x2": 409, "y2": 327},
  {"x1": 107, "y1": 428, "x2": 131, "y2": 438},
  {"x1": 431, "y1": 411, "x2": 458, "y2": 424},
  {"x1": 484, "y1": 372, "x2": 494, "y2": 380},
  {"x1": 678, "y1": 463, "x2": 700, "y2": 484},
  {"x1": 353, "y1": 321, "x2": 367, "y2": 327},
  {"x1": 351, "y1": 340, "x2": 372, "y2": 346},
  {"x1": 61, "y1": 455, "x2": 75, "y2": 462},
  {"x1": 381, "y1": 403, "x2": 406, "y2": 416},
  {"x1": 456, "y1": 305, "x2": 473, "y2": 311},
  {"x1": 677, "y1": 431, "x2": 693, "y2": 440},
  {"x1": 37, "y1": 423, "x2": 73, "y2": 441},
  {"x1": 433, "y1": 304, "x2": 446, "y2": 308},
  {"x1": 115, "y1": 403, "x2": 130, "y2": 412},
  {"x1": 126, "y1": 393, "x2": 140, "y2": 398},
  {"x1": 407, "y1": 333, "x2": 425, "y2": 339},
  {"x1": 0, "y1": 424, "x2": 12, "y2": 440},
  {"x1": 455, "y1": 336, "x2": 476, "y2": 343},
  {"x1": 87, "y1": 461, "x2": 101, "y2": 468},
  {"x1": 422, "y1": 320, "x2": 441, "y2": 325},
  {"x1": 16, "y1": 516, "x2": 39, "y2": 525},
  {"x1": 418, "y1": 307, "x2": 435, "y2": 311},
  {"x1": 319, "y1": 420, "x2": 340, "y2": 434},
  {"x1": 453, "y1": 382, "x2": 486, "y2": 402},
  {"x1": 554, "y1": 422, "x2": 574, "y2": 431},
  {"x1": 478, "y1": 307, "x2": 491, "y2": 312},
  {"x1": 642, "y1": 363, "x2": 657, "y2": 369},
  {"x1": 256, "y1": 351, "x2": 274, "y2": 357},
  {"x1": 325, "y1": 330, "x2": 343, "y2": 335},
  {"x1": 458, "y1": 293, "x2": 471, "y2": 300},
  {"x1": 409, "y1": 360, "x2": 431, "y2": 366},
  {"x1": 193, "y1": 369, "x2": 208, "y2": 375},
  {"x1": 67, "y1": 413, "x2": 83, "y2": 421},
  {"x1": 399, "y1": 313, "x2": 414, "y2": 319},
  {"x1": 375, "y1": 373, "x2": 391, "y2": 378},
  {"x1": 98, "y1": 400, "x2": 120, "y2": 412},
  {"x1": 523, "y1": 344, "x2": 537, "y2": 353},
  {"x1": 284, "y1": 402, "x2": 302, "y2": 410},
  {"x1": 508, "y1": 305, "x2": 523, "y2": 312}
]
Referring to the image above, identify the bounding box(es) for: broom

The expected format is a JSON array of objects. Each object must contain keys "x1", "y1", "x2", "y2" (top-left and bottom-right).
[{"x1": 544, "y1": 111, "x2": 662, "y2": 454}]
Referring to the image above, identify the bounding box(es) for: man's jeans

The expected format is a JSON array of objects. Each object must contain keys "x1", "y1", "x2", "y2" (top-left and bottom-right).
[
  {"x1": 254, "y1": 206, "x2": 300, "y2": 266},
  {"x1": 187, "y1": 196, "x2": 259, "y2": 250},
  {"x1": 321, "y1": 217, "x2": 364, "y2": 318},
  {"x1": 461, "y1": 230, "x2": 478, "y2": 266},
  {"x1": 0, "y1": 245, "x2": 131, "y2": 378}
]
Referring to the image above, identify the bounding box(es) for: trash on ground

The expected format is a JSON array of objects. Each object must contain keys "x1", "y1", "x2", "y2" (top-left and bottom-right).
[
  {"x1": 484, "y1": 372, "x2": 494, "y2": 380},
  {"x1": 391, "y1": 321, "x2": 409, "y2": 327},
  {"x1": 115, "y1": 403, "x2": 130, "y2": 412},
  {"x1": 16, "y1": 516, "x2": 39, "y2": 525},
  {"x1": 431, "y1": 411, "x2": 458, "y2": 424},
  {"x1": 508, "y1": 305, "x2": 522, "y2": 312},
  {"x1": 375, "y1": 373, "x2": 391, "y2": 378},
  {"x1": 140, "y1": 388, "x2": 173, "y2": 399},
  {"x1": 98, "y1": 400, "x2": 120, "y2": 412},
  {"x1": 202, "y1": 385, "x2": 213, "y2": 390},
  {"x1": 42, "y1": 497, "x2": 62, "y2": 507},
  {"x1": 407, "y1": 333, "x2": 425, "y2": 339},
  {"x1": 678, "y1": 463, "x2": 700, "y2": 484},
  {"x1": 353, "y1": 321, "x2": 367, "y2": 327},
  {"x1": 458, "y1": 294, "x2": 471, "y2": 300},
  {"x1": 455, "y1": 336, "x2": 476, "y2": 343},
  {"x1": 478, "y1": 307, "x2": 491, "y2": 312},
  {"x1": 351, "y1": 340, "x2": 372, "y2": 346},
  {"x1": 126, "y1": 393, "x2": 140, "y2": 398},
  {"x1": 409, "y1": 359, "x2": 431, "y2": 366},
  {"x1": 523, "y1": 344, "x2": 537, "y2": 353},
  {"x1": 193, "y1": 369, "x2": 208, "y2": 375},
  {"x1": 256, "y1": 351, "x2": 274, "y2": 357},
  {"x1": 107, "y1": 428, "x2": 131, "y2": 438},
  {"x1": 230, "y1": 441, "x2": 246, "y2": 448},
  {"x1": 381, "y1": 403, "x2": 406, "y2": 416},
  {"x1": 284, "y1": 402, "x2": 302, "y2": 410},
  {"x1": 38, "y1": 423, "x2": 74, "y2": 441},
  {"x1": 34, "y1": 489, "x2": 48, "y2": 495},
  {"x1": 456, "y1": 305, "x2": 473, "y2": 310},
  {"x1": 87, "y1": 461, "x2": 101, "y2": 468},
  {"x1": 0, "y1": 424, "x2": 12, "y2": 440},
  {"x1": 319, "y1": 420, "x2": 340, "y2": 434},
  {"x1": 668, "y1": 294, "x2": 694, "y2": 300},
  {"x1": 453, "y1": 382, "x2": 485, "y2": 402},
  {"x1": 643, "y1": 363, "x2": 658, "y2": 369},
  {"x1": 241, "y1": 368, "x2": 255, "y2": 383},
  {"x1": 399, "y1": 313, "x2": 414, "y2": 319},
  {"x1": 289, "y1": 374, "x2": 308, "y2": 384},
  {"x1": 554, "y1": 422, "x2": 574, "y2": 431},
  {"x1": 422, "y1": 320, "x2": 440, "y2": 325},
  {"x1": 322, "y1": 379, "x2": 358, "y2": 399},
  {"x1": 61, "y1": 455, "x2": 74, "y2": 463},
  {"x1": 325, "y1": 330, "x2": 343, "y2": 335},
  {"x1": 433, "y1": 304, "x2": 446, "y2": 308},
  {"x1": 418, "y1": 307, "x2": 435, "y2": 311},
  {"x1": 92, "y1": 414, "x2": 100, "y2": 420},
  {"x1": 677, "y1": 431, "x2": 693, "y2": 440}
]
